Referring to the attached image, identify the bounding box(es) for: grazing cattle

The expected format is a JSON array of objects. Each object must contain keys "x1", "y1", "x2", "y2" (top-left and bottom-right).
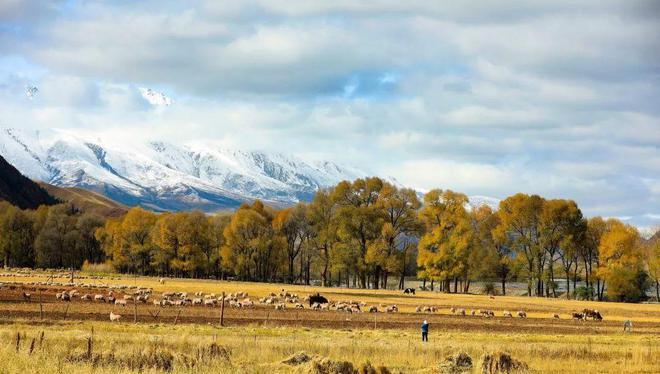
[
  {"x1": 308, "y1": 293, "x2": 328, "y2": 307},
  {"x1": 623, "y1": 320, "x2": 633, "y2": 333},
  {"x1": 517, "y1": 311, "x2": 527, "y2": 318},
  {"x1": 403, "y1": 288, "x2": 416, "y2": 295},
  {"x1": 572, "y1": 312, "x2": 584, "y2": 320},
  {"x1": 109, "y1": 312, "x2": 121, "y2": 322},
  {"x1": 503, "y1": 311, "x2": 513, "y2": 317},
  {"x1": 582, "y1": 309, "x2": 603, "y2": 321}
]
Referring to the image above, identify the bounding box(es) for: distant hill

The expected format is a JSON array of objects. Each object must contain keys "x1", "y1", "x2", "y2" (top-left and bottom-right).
[
  {"x1": 38, "y1": 182, "x2": 128, "y2": 218},
  {"x1": 0, "y1": 155, "x2": 58, "y2": 209}
]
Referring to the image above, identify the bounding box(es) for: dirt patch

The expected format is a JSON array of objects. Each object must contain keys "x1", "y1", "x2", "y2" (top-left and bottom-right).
[
  {"x1": 480, "y1": 352, "x2": 529, "y2": 374},
  {"x1": 439, "y1": 352, "x2": 473, "y2": 373}
]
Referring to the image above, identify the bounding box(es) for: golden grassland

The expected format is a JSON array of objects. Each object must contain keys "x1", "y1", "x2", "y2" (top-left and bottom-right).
[
  {"x1": 0, "y1": 271, "x2": 658, "y2": 373},
  {"x1": 0, "y1": 320, "x2": 658, "y2": 373}
]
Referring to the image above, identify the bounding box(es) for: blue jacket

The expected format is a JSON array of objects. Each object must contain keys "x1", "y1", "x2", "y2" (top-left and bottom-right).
[{"x1": 421, "y1": 322, "x2": 429, "y2": 332}]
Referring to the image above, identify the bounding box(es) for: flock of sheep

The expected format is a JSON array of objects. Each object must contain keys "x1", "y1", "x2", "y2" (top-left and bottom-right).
[{"x1": 5, "y1": 277, "x2": 605, "y2": 323}]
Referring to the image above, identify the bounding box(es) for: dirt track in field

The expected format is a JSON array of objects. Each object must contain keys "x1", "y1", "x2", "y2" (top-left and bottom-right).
[{"x1": 1, "y1": 285, "x2": 658, "y2": 336}]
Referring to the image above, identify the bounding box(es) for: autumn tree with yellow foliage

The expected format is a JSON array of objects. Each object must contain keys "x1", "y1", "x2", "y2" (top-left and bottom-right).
[
  {"x1": 597, "y1": 220, "x2": 650, "y2": 302},
  {"x1": 417, "y1": 190, "x2": 473, "y2": 293}
]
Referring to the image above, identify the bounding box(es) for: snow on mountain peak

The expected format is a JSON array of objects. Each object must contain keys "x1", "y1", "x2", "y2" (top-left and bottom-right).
[
  {"x1": 139, "y1": 88, "x2": 172, "y2": 107},
  {"x1": 0, "y1": 128, "x2": 500, "y2": 212},
  {"x1": 0, "y1": 128, "x2": 368, "y2": 211}
]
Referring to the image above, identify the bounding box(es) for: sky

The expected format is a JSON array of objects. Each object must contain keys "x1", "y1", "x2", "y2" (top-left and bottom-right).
[{"x1": 0, "y1": 0, "x2": 659, "y2": 231}]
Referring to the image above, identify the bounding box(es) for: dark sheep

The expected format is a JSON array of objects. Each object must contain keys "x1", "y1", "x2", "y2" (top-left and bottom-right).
[
  {"x1": 308, "y1": 293, "x2": 328, "y2": 307},
  {"x1": 403, "y1": 288, "x2": 416, "y2": 295}
]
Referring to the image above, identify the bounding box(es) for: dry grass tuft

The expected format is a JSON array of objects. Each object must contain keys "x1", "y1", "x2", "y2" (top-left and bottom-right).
[
  {"x1": 480, "y1": 351, "x2": 529, "y2": 374},
  {"x1": 439, "y1": 352, "x2": 473, "y2": 373}
]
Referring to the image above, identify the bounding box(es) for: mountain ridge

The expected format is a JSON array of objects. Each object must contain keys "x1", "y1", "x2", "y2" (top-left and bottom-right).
[
  {"x1": 0, "y1": 128, "x2": 502, "y2": 213},
  {"x1": 0, "y1": 154, "x2": 58, "y2": 209},
  {"x1": 0, "y1": 128, "x2": 367, "y2": 212}
]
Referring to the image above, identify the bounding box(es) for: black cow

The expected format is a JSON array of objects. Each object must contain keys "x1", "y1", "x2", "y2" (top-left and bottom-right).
[
  {"x1": 403, "y1": 288, "x2": 416, "y2": 295},
  {"x1": 308, "y1": 293, "x2": 328, "y2": 307}
]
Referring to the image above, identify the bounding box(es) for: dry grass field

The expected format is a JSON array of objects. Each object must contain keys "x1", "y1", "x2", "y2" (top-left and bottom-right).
[{"x1": 0, "y1": 270, "x2": 658, "y2": 373}]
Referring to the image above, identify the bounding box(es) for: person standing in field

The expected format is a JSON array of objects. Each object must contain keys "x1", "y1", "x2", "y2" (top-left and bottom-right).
[{"x1": 421, "y1": 320, "x2": 429, "y2": 342}]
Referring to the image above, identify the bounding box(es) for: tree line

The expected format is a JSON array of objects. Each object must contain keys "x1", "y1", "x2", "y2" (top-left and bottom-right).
[{"x1": 0, "y1": 177, "x2": 658, "y2": 302}]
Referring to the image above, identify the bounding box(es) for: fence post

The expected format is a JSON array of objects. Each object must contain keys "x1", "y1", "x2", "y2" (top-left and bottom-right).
[
  {"x1": 39, "y1": 289, "x2": 43, "y2": 320},
  {"x1": 174, "y1": 309, "x2": 181, "y2": 325},
  {"x1": 134, "y1": 297, "x2": 138, "y2": 323},
  {"x1": 220, "y1": 292, "x2": 225, "y2": 327}
]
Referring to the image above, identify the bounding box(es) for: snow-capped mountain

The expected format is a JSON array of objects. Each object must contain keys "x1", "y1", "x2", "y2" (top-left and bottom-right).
[
  {"x1": 467, "y1": 195, "x2": 500, "y2": 210},
  {"x1": 0, "y1": 128, "x2": 500, "y2": 212},
  {"x1": 139, "y1": 88, "x2": 172, "y2": 106},
  {"x1": 0, "y1": 128, "x2": 365, "y2": 211}
]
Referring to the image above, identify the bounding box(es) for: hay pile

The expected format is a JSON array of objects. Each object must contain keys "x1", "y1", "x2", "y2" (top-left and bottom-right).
[
  {"x1": 282, "y1": 352, "x2": 314, "y2": 366},
  {"x1": 438, "y1": 352, "x2": 473, "y2": 373},
  {"x1": 480, "y1": 352, "x2": 529, "y2": 374},
  {"x1": 281, "y1": 352, "x2": 390, "y2": 374}
]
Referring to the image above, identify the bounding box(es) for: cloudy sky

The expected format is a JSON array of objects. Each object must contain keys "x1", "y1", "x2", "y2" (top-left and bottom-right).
[{"x1": 0, "y1": 0, "x2": 659, "y2": 230}]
